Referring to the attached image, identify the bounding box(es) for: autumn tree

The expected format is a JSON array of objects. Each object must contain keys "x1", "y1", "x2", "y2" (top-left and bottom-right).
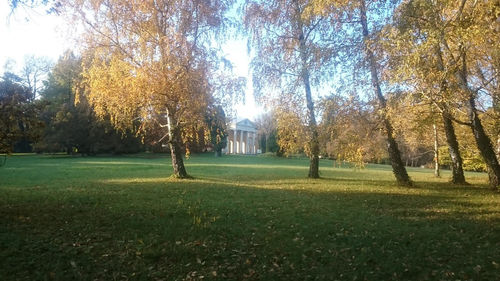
[
  {"x1": 388, "y1": 0, "x2": 499, "y2": 189},
  {"x1": 61, "y1": 0, "x2": 238, "y2": 178},
  {"x1": 37, "y1": 51, "x2": 143, "y2": 154},
  {"x1": 445, "y1": 120, "x2": 488, "y2": 173},
  {"x1": 307, "y1": 0, "x2": 412, "y2": 185},
  {"x1": 244, "y1": 0, "x2": 336, "y2": 178},
  {"x1": 275, "y1": 94, "x2": 309, "y2": 157},
  {"x1": 319, "y1": 93, "x2": 386, "y2": 168},
  {"x1": 387, "y1": 93, "x2": 442, "y2": 170},
  {"x1": 384, "y1": 23, "x2": 467, "y2": 184},
  {"x1": 353, "y1": 0, "x2": 413, "y2": 186}
]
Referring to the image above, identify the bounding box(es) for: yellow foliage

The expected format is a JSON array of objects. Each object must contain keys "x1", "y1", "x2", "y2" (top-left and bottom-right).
[{"x1": 62, "y1": 0, "x2": 237, "y2": 147}]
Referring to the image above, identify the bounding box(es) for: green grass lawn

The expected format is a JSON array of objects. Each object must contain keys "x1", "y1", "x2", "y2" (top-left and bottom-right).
[{"x1": 1, "y1": 154, "x2": 499, "y2": 280}]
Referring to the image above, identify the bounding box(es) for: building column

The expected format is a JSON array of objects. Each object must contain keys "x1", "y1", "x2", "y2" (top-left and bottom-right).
[
  {"x1": 225, "y1": 132, "x2": 229, "y2": 154},
  {"x1": 250, "y1": 132, "x2": 254, "y2": 154},
  {"x1": 233, "y1": 130, "x2": 237, "y2": 154},
  {"x1": 248, "y1": 132, "x2": 251, "y2": 154},
  {"x1": 239, "y1": 130, "x2": 244, "y2": 154},
  {"x1": 245, "y1": 131, "x2": 249, "y2": 154},
  {"x1": 253, "y1": 132, "x2": 256, "y2": 154}
]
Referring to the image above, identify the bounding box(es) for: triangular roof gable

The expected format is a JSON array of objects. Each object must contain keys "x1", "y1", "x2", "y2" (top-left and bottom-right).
[
  {"x1": 236, "y1": 118, "x2": 256, "y2": 128},
  {"x1": 230, "y1": 118, "x2": 257, "y2": 132}
]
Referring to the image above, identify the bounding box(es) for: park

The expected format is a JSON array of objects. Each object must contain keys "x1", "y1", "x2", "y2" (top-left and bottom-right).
[
  {"x1": 1, "y1": 153, "x2": 499, "y2": 280},
  {"x1": 2, "y1": 0, "x2": 500, "y2": 280}
]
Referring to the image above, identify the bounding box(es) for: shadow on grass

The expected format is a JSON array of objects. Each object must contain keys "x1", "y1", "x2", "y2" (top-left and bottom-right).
[
  {"x1": 3, "y1": 176, "x2": 500, "y2": 280},
  {"x1": 1, "y1": 155, "x2": 499, "y2": 281}
]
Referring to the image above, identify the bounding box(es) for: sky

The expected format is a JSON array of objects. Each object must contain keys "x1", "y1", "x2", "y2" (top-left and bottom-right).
[
  {"x1": 0, "y1": 1, "x2": 262, "y2": 120},
  {"x1": 0, "y1": 1, "x2": 70, "y2": 72}
]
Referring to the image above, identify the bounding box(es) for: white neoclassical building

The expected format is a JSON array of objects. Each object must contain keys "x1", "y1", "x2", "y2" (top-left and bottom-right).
[{"x1": 223, "y1": 118, "x2": 259, "y2": 154}]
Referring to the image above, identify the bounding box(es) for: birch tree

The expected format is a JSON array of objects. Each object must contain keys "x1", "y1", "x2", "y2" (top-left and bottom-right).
[
  {"x1": 384, "y1": 11, "x2": 468, "y2": 185},
  {"x1": 62, "y1": 0, "x2": 237, "y2": 178},
  {"x1": 357, "y1": 0, "x2": 412, "y2": 186},
  {"x1": 389, "y1": 0, "x2": 499, "y2": 189},
  {"x1": 245, "y1": 0, "x2": 335, "y2": 178},
  {"x1": 309, "y1": 0, "x2": 412, "y2": 186}
]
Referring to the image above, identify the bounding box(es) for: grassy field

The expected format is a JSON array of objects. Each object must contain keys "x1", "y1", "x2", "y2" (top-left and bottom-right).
[{"x1": 1, "y1": 153, "x2": 499, "y2": 280}]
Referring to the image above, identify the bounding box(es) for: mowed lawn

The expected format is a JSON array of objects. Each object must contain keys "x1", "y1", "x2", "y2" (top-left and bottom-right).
[{"x1": 0, "y1": 154, "x2": 499, "y2": 281}]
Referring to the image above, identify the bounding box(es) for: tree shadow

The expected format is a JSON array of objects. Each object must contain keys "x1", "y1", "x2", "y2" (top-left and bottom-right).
[{"x1": 2, "y1": 155, "x2": 499, "y2": 280}]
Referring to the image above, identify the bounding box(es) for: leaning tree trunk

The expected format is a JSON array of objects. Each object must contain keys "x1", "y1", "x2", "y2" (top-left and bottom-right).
[
  {"x1": 360, "y1": 0, "x2": 412, "y2": 186},
  {"x1": 442, "y1": 112, "x2": 467, "y2": 184},
  {"x1": 297, "y1": 8, "x2": 320, "y2": 178},
  {"x1": 383, "y1": 118, "x2": 411, "y2": 186},
  {"x1": 456, "y1": 51, "x2": 500, "y2": 189},
  {"x1": 166, "y1": 110, "x2": 189, "y2": 178},
  {"x1": 466, "y1": 97, "x2": 500, "y2": 189}
]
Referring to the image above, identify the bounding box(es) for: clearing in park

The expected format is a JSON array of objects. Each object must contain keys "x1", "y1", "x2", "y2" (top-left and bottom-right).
[{"x1": 1, "y1": 154, "x2": 499, "y2": 280}]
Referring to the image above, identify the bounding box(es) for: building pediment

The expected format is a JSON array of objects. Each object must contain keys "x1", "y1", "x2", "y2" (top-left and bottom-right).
[
  {"x1": 230, "y1": 118, "x2": 257, "y2": 132},
  {"x1": 225, "y1": 118, "x2": 259, "y2": 154},
  {"x1": 236, "y1": 118, "x2": 255, "y2": 127}
]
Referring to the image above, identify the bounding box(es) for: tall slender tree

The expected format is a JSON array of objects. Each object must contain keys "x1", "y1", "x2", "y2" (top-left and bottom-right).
[
  {"x1": 309, "y1": 0, "x2": 412, "y2": 185},
  {"x1": 357, "y1": 0, "x2": 412, "y2": 186},
  {"x1": 245, "y1": 0, "x2": 335, "y2": 178}
]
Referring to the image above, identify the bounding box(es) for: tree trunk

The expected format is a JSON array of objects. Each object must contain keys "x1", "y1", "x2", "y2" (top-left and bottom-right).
[
  {"x1": 166, "y1": 110, "x2": 189, "y2": 179},
  {"x1": 433, "y1": 122, "x2": 440, "y2": 177},
  {"x1": 384, "y1": 118, "x2": 412, "y2": 186},
  {"x1": 265, "y1": 135, "x2": 270, "y2": 153},
  {"x1": 442, "y1": 112, "x2": 466, "y2": 184},
  {"x1": 467, "y1": 97, "x2": 500, "y2": 189},
  {"x1": 215, "y1": 149, "x2": 222, "y2": 157},
  {"x1": 495, "y1": 101, "x2": 500, "y2": 161},
  {"x1": 360, "y1": 0, "x2": 412, "y2": 186},
  {"x1": 456, "y1": 51, "x2": 500, "y2": 189},
  {"x1": 497, "y1": 137, "x2": 500, "y2": 161},
  {"x1": 296, "y1": 3, "x2": 320, "y2": 178},
  {"x1": 308, "y1": 129, "x2": 320, "y2": 178},
  {"x1": 495, "y1": 96, "x2": 500, "y2": 160},
  {"x1": 433, "y1": 46, "x2": 466, "y2": 183}
]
